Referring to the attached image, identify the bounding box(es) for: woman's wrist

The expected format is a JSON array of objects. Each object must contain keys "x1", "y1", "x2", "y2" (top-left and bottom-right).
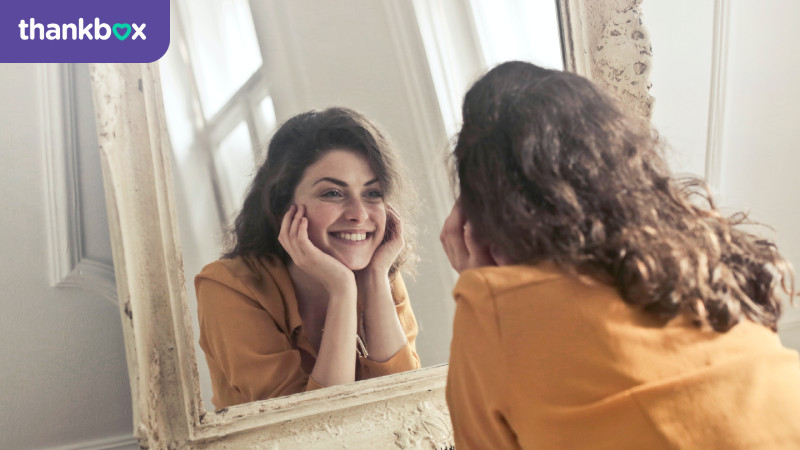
[
  {"x1": 356, "y1": 267, "x2": 391, "y2": 290},
  {"x1": 358, "y1": 269, "x2": 406, "y2": 361},
  {"x1": 323, "y1": 272, "x2": 358, "y2": 299}
]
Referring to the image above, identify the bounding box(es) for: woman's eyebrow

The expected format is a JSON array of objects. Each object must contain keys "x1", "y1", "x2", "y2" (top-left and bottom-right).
[
  {"x1": 313, "y1": 177, "x2": 347, "y2": 187},
  {"x1": 312, "y1": 177, "x2": 380, "y2": 187}
]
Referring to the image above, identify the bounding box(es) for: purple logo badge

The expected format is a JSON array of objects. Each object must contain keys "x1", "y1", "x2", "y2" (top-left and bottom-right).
[{"x1": 1, "y1": 0, "x2": 169, "y2": 62}]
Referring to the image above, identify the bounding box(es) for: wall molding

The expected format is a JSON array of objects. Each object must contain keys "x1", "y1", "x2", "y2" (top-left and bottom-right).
[
  {"x1": 41, "y1": 64, "x2": 117, "y2": 304},
  {"x1": 704, "y1": 0, "x2": 730, "y2": 192},
  {"x1": 48, "y1": 433, "x2": 137, "y2": 450}
]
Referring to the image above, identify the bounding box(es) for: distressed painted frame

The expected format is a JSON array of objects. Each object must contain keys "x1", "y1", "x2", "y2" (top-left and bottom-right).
[{"x1": 89, "y1": 0, "x2": 653, "y2": 447}]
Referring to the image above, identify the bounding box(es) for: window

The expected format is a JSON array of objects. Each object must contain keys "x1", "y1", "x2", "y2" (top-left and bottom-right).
[
  {"x1": 160, "y1": 0, "x2": 277, "y2": 223},
  {"x1": 413, "y1": 0, "x2": 563, "y2": 137}
]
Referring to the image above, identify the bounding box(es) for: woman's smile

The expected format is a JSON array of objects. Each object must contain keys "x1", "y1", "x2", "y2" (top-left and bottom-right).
[{"x1": 330, "y1": 231, "x2": 373, "y2": 243}]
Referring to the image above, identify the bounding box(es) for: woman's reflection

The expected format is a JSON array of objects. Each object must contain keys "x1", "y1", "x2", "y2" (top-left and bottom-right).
[{"x1": 195, "y1": 107, "x2": 420, "y2": 410}]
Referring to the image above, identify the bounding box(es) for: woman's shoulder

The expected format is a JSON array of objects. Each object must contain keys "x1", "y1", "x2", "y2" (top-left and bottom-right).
[
  {"x1": 453, "y1": 262, "x2": 623, "y2": 317},
  {"x1": 454, "y1": 262, "x2": 569, "y2": 298},
  {"x1": 195, "y1": 255, "x2": 297, "y2": 331},
  {"x1": 195, "y1": 254, "x2": 287, "y2": 292}
]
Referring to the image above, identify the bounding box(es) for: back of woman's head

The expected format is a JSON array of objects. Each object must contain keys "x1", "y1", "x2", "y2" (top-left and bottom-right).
[
  {"x1": 225, "y1": 107, "x2": 416, "y2": 275},
  {"x1": 454, "y1": 60, "x2": 794, "y2": 332}
]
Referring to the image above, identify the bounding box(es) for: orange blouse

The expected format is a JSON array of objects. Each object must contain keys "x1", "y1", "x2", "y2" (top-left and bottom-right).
[
  {"x1": 195, "y1": 255, "x2": 420, "y2": 410},
  {"x1": 447, "y1": 263, "x2": 800, "y2": 449}
]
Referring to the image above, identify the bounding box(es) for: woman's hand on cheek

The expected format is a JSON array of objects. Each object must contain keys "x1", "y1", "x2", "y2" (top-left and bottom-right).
[
  {"x1": 439, "y1": 202, "x2": 497, "y2": 273},
  {"x1": 279, "y1": 204, "x2": 355, "y2": 294},
  {"x1": 361, "y1": 204, "x2": 404, "y2": 276}
]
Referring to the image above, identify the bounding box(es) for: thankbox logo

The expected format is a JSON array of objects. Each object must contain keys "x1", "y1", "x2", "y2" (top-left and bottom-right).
[
  {"x1": 19, "y1": 18, "x2": 146, "y2": 41},
  {"x1": 1, "y1": 0, "x2": 168, "y2": 62}
]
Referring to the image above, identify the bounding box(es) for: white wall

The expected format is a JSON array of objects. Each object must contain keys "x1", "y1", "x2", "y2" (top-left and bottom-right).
[
  {"x1": 721, "y1": 0, "x2": 800, "y2": 344},
  {"x1": 0, "y1": 64, "x2": 136, "y2": 448},
  {"x1": 645, "y1": 0, "x2": 800, "y2": 348},
  {"x1": 647, "y1": 0, "x2": 715, "y2": 177}
]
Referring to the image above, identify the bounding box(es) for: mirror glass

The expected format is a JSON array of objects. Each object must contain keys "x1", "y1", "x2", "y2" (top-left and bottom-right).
[{"x1": 159, "y1": 0, "x2": 563, "y2": 410}]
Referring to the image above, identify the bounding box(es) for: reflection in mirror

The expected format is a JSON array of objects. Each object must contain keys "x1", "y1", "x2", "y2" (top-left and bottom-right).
[
  {"x1": 195, "y1": 108, "x2": 424, "y2": 410},
  {"x1": 159, "y1": 0, "x2": 563, "y2": 409}
]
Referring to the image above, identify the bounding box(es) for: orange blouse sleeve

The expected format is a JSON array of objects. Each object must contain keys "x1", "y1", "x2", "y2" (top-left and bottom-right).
[
  {"x1": 446, "y1": 269, "x2": 519, "y2": 449},
  {"x1": 196, "y1": 269, "x2": 320, "y2": 410},
  {"x1": 358, "y1": 274, "x2": 421, "y2": 379}
]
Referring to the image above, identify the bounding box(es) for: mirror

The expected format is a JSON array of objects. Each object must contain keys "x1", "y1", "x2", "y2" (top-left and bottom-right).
[
  {"x1": 157, "y1": 0, "x2": 565, "y2": 410},
  {"x1": 90, "y1": 0, "x2": 653, "y2": 447}
]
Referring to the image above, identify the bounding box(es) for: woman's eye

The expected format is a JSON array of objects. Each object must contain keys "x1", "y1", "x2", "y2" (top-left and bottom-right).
[
  {"x1": 321, "y1": 190, "x2": 343, "y2": 198},
  {"x1": 365, "y1": 190, "x2": 384, "y2": 200}
]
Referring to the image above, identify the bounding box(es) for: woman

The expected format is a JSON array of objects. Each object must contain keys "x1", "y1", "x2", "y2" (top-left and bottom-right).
[
  {"x1": 196, "y1": 107, "x2": 420, "y2": 410},
  {"x1": 440, "y1": 61, "x2": 800, "y2": 449}
]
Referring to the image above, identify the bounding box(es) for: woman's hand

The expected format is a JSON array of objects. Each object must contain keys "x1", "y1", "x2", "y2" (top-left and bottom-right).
[
  {"x1": 356, "y1": 204, "x2": 408, "y2": 362},
  {"x1": 359, "y1": 204, "x2": 405, "y2": 277},
  {"x1": 440, "y1": 201, "x2": 499, "y2": 273},
  {"x1": 279, "y1": 204, "x2": 355, "y2": 294},
  {"x1": 280, "y1": 204, "x2": 357, "y2": 388}
]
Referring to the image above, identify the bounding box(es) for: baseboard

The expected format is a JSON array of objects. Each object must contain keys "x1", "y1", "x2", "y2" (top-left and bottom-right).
[{"x1": 47, "y1": 434, "x2": 138, "y2": 450}]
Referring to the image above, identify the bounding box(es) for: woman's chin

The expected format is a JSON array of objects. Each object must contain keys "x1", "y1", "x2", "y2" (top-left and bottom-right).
[
  {"x1": 341, "y1": 259, "x2": 370, "y2": 271},
  {"x1": 333, "y1": 253, "x2": 373, "y2": 272}
]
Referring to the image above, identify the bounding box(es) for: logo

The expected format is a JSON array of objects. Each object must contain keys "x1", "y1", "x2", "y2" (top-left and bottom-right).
[
  {"x1": 1, "y1": 0, "x2": 169, "y2": 63},
  {"x1": 18, "y1": 18, "x2": 147, "y2": 41}
]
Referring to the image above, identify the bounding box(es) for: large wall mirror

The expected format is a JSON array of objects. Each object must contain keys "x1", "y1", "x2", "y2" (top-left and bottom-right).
[
  {"x1": 159, "y1": 0, "x2": 564, "y2": 411},
  {"x1": 89, "y1": 0, "x2": 653, "y2": 447}
]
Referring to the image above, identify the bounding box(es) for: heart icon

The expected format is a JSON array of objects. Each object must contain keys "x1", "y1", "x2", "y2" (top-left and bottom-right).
[{"x1": 113, "y1": 23, "x2": 131, "y2": 41}]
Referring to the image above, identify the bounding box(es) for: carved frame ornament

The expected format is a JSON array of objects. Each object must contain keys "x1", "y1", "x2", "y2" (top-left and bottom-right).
[{"x1": 89, "y1": 0, "x2": 652, "y2": 447}]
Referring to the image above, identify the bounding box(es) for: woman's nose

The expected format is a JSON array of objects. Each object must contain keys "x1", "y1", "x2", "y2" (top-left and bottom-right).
[{"x1": 344, "y1": 198, "x2": 369, "y2": 223}]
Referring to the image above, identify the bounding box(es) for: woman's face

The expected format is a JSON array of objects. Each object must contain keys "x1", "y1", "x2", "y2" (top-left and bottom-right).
[{"x1": 291, "y1": 148, "x2": 386, "y2": 270}]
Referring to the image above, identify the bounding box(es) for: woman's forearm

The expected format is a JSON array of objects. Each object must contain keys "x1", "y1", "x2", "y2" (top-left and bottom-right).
[
  {"x1": 359, "y1": 271, "x2": 407, "y2": 362},
  {"x1": 310, "y1": 287, "x2": 358, "y2": 387}
]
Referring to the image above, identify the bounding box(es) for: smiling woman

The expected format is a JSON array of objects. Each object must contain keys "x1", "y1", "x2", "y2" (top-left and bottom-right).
[{"x1": 195, "y1": 107, "x2": 421, "y2": 409}]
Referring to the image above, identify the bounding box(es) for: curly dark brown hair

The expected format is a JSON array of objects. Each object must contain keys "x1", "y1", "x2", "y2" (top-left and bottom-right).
[
  {"x1": 224, "y1": 107, "x2": 417, "y2": 276},
  {"x1": 453, "y1": 61, "x2": 794, "y2": 332}
]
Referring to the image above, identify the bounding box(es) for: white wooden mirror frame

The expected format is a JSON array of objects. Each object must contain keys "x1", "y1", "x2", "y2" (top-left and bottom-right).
[{"x1": 89, "y1": 0, "x2": 653, "y2": 447}]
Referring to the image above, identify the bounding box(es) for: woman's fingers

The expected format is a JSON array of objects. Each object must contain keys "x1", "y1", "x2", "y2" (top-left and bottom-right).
[
  {"x1": 359, "y1": 204, "x2": 404, "y2": 275},
  {"x1": 293, "y1": 206, "x2": 321, "y2": 263},
  {"x1": 384, "y1": 204, "x2": 404, "y2": 247},
  {"x1": 440, "y1": 204, "x2": 469, "y2": 272},
  {"x1": 440, "y1": 202, "x2": 498, "y2": 272},
  {"x1": 278, "y1": 204, "x2": 297, "y2": 254},
  {"x1": 279, "y1": 204, "x2": 312, "y2": 261},
  {"x1": 289, "y1": 205, "x2": 304, "y2": 242},
  {"x1": 295, "y1": 216, "x2": 316, "y2": 258},
  {"x1": 287, "y1": 205, "x2": 331, "y2": 265}
]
